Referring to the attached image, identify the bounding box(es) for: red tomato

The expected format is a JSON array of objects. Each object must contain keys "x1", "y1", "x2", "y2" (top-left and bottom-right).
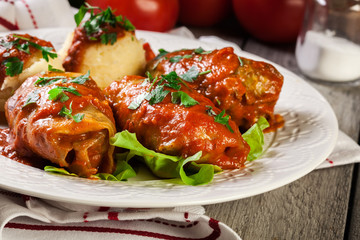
[
  {"x1": 86, "y1": 0, "x2": 179, "y2": 32},
  {"x1": 178, "y1": 0, "x2": 231, "y2": 27},
  {"x1": 232, "y1": 0, "x2": 306, "y2": 43}
]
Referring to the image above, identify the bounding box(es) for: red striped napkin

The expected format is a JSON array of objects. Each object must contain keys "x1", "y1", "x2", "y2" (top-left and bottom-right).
[
  {"x1": 0, "y1": 190, "x2": 241, "y2": 240},
  {"x1": 0, "y1": 0, "x2": 75, "y2": 32}
]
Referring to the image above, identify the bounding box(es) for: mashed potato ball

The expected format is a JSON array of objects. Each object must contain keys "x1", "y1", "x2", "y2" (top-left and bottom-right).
[
  {"x1": 0, "y1": 34, "x2": 63, "y2": 111},
  {"x1": 59, "y1": 13, "x2": 147, "y2": 89}
]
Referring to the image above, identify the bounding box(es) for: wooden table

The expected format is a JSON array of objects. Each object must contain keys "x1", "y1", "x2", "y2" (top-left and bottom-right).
[{"x1": 188, "y1": 21, "x2": 360, "y2": 240}]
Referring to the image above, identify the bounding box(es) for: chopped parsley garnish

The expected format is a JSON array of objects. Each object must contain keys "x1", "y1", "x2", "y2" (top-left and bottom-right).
[
  {"x1": 0, "y1": 35, "x2": 57, "y2": 77},
  {"x1": 128, "y1": 71, "x2": 200, "y2": 110},
  {"x1": 214, "y1": 110, "x2": 234, "y2": 133},
  {"x1": 180, "y1": 66, "x2": 211, "y2": 83},
  {"x1": 194, "y1": 47, "x2": 212, "y2": 55},
  {"x1": 75, "y1": 4, "x2": 135, "y2": 45},
  {"x1": 199, "y1": 70, "x2": 212, "y2": 75},
  {"x1": 59, "y1": 102, "x2": 84, "y2": 123},
  {"x1": 206, "y1": 106, "x2": 234, "y2": 133},
  {"x1": 48, "y1": 65, "x2": 64, "y2": 73},
  {"x1": 169, "y1": 54, "x2": 193, "y2": 63},
  {"x1": 171, "y1": 91, "x2": 199, "y2": 107},
  {"x1": 147, "y1": 85, "x2": 170, "y2": 105},
  {"x1": 2, "y1": 57, "x2": 23, "y2": 77},
  {"x1": 128, "y1": 92, "x2": 148, "y2": 110},
  {"x1": 69, "y1": 71, "x2": 90, "y2": 84},
  {"x1": 238, "y1": 56, "x2": 244, "y2": 67},
  {"x1": 22, "y1": 89, "x2": 41, "y2": 108},
  {"x1": 11, "y1": 35, "x2": 57, "y2": 62},
  {"x1": 155, "y1": 49, "x2": 170, "y2": 60},
  {"x1": 100, "y1": 32, "x2": 117, "y2": 45},
  {"x1": 162, "y1": 71, "x2": 182, "y2": 90},
  {"x1": 32, "y1": 45, "x2": 57, "y2": 62},
  {"x1": 48, "y1": 86, "x2": 81, "y2": 102},
  {"x1": 34, "y1": 76, "x2": 67, "y2": 87}
]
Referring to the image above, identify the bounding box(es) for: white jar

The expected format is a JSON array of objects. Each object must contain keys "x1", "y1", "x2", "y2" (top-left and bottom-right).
[{"x1": 295, "y1": 0, "x2": 360, "y2": 82}]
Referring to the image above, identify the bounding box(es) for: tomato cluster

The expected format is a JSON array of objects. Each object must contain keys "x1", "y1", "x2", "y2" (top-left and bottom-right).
[{"x1": 86, "y1": 0, "x2": 306, "y2": 43}]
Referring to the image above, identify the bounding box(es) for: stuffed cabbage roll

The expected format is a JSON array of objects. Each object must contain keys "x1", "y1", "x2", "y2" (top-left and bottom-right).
[
  {"x1": 146, "y1": 47, "x2": 284, "y2": 131},
  {"x1": 5, "y1": 72, "x2": 116, "y2": 177},
  {"x1": 104, "y1": 74, "x2": 250, "y2": 170}
]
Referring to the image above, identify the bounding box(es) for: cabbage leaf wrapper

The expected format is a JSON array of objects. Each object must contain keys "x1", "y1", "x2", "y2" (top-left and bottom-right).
[{"x1": 5, "y1": 72, "x2": 116, "y2": 177}]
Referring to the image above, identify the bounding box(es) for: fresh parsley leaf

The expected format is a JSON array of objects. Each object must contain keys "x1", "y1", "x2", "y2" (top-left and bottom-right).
[
  {"x1": 169, "y1": 55, "x2": 183, "y2": 63},
  {"x1": 206, "y1": 105, "x2": 217, "y2": 116},
  {"x1": 69, "y1": 71, "x2": 90, "y2": 84},
  {"x1": 238, "y1": 56, "x2": 244, "y2": 67},
  {"x1": 128, "y1": 92, "x2": 148, "y2": 110},
  {"x1": 48, "y1": 88, "x2": 69, "y2": 102},
  {"x1": 194, "y1": 47, "x2": 212, "y2": 54},
  {"x1": 199, "y1": 70, "x2": 211, "y2": 75},
  {"x1": 214, "y1": 110, "x2": 234, "y2": 133},
  {"x1": 34, "y1": 76, "x2": 67, "y2": 87},
  {"x1": 0, "y1": 39, "x2": 16, "y2": 49},
  {"x1": 48, "y1": 65, "x2": 64, "y2": 73},
  {"x1": 155, "y1": 49, "x2": 169, "y2": 60},
  {"x1": 194, "y1": 47, "x2": 205, "y2": 54},
  {"x1": 22, "y1": 89, "x2": 40, "y2": 108},
  {"x1": 59, "y1": 102, "x2": 84, "y2": 123},
  {"x1": 100, "y1": 32, "x2": 118, "y2": 45},
  {"x1": 48, "y1": 86, "x2": 81, "y2": 102},
  {"x1": 162, "y1": 71, "x2": 182, "y2": 90},
  {"x1": 2, "y1": 57, "x2": 23, "y2": 76},
  {"x1": 17, "y1": 42, "x2": 30, "y2": 54},
  {"x1": 72, "y1": 113, "x2": 85, "y2": 123},
  {"x1": 169, "y1": 55, "x2": 193, "y2": 63},
  {"x1": 74, "y1": 5, "x2": 87, "y2": 26},
  {"x1": 171, "y1": 91, "x2": 199, "y2": 107},
  {"x1": 147, "y1": 85, "x2": 170, "y2": 105},
  {"x1": 27, "y1": 42, "x2": 57, "y2": 62},
  {"x1": 180, "y1": 66, "x2": 199, "y2": 82},
  {"x1": 115, "y1": 15, "x2": 135, "y2": 31},
  {"x1": 78, "y1": 4, "x2": 135, "y2": 45}
]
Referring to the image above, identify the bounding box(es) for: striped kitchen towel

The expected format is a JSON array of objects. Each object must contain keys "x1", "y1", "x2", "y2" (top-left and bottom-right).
[{"x1": 0, "y1": 0, "x2": 75, "y2": 32}]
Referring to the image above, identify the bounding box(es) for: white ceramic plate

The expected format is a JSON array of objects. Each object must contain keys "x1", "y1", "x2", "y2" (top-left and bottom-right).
[{"x1": 0, "y1": 28, "x2": 338, "y2": 207}]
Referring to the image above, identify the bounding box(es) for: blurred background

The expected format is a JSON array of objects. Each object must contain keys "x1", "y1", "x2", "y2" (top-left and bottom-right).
[{"x1": 67, "y1": 0, "x2": 306, "y2": 44}]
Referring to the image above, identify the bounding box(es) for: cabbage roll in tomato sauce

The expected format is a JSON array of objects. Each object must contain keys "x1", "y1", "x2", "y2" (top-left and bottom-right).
[
  {"x1": 104, "y1": 75, "x2": 250, "y2": 169},
  {"x1": 146, "y1": 47, "x2": 284, "y2": 132},
  {"x1": 5, "y1": 72, "x2": 116, "y2": 177}
]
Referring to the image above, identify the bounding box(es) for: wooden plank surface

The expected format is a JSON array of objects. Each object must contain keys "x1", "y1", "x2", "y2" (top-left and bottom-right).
[{"x1": 189, "y1": 25, "x2": 360, "y2": 239}]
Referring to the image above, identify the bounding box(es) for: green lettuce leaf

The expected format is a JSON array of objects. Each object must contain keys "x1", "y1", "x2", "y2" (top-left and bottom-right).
[
  {"x1": 95, "y1": 153, "x2": 137, "y2": 181},
  {"x1": 44, "y1": 166, "x2": 78, "y2": 176},
  {"x1": 110, "y1": 130, "x2": 219, "y2": 185},
  {"x1": 242, "y1": 117, "x2": 270, "y2": 161}
]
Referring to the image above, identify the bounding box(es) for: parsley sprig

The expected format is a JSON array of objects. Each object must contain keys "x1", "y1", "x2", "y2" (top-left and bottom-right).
[
  {"x1": 206, "y1": 106, "x2": 234, "y2": 133},
  {"x1": 48, "y1": 86, "x2": 81, "y2": 102},
  {"x1": 128, "y1": 70, "x2": 200, "y2": 110},
  {"x1": 74, "y1": 4, "x2": 135, "y2": 45},
  {"x1": 59, "y1": 102, "x2": 85, "y2": 123},
  {"x1": 2, "y1": 57, "x2": 23, "y2": 77}
]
